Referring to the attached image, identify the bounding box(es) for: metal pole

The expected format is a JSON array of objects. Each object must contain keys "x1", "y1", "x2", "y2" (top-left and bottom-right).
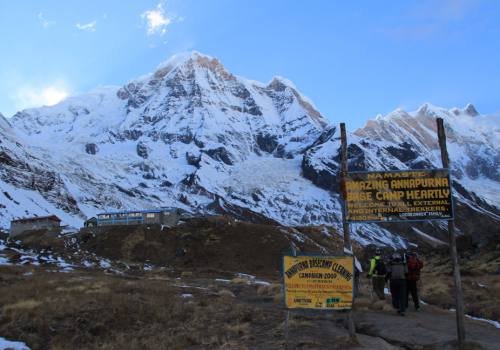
[
  {"x1": 339, "y1": 123, "x2": 356, "y2": 339},
  {"x1": 436, "y1": 118, "x2": 466, "y2": 349}
]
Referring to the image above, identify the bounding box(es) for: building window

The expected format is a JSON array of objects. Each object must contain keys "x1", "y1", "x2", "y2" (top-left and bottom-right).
[{"x1": 146, "y1": 213, "x2": 156, "y2": 218}]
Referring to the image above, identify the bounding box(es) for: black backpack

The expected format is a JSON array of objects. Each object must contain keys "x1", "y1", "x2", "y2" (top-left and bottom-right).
[{"x1": 374, "y1": 258, "x2": 387, "y2": 275}]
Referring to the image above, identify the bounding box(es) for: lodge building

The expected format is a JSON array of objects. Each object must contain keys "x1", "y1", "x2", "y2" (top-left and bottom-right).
[
  {"x1": 95, "y1": 208, "x2": 180, "y2": 227},
  {"x1": 10, "y1": 215, "x2": 61, "y2": 237}
]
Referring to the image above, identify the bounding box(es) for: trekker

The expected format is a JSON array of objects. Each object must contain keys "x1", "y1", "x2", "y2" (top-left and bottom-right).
[
  {"x1": 406, "y1": 251, "x2": 424, "y2": 310},
  {"x1": 368, "y1": 248, "x2": 386, "y2": 300},
  {"x1": 386, "y1": 252, "x2": 408, "y2": 316}
]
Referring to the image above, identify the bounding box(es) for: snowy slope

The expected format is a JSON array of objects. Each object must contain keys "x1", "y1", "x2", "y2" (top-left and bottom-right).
[
  {"x1": 1, "y1": 52, "x2": 499, "y2": 247},
  {"x1": 5, "y1": 52, "x2": 337, "y2": 231},
  {"x1": 303, "y1": 103, "x2": 499, "y2": 243},
  {"x1": 0, "y1": 113, "x2": 82, "y2": 228},
  {"x1": 356, "y1": 103, "x2": 499, "y2": 207}
]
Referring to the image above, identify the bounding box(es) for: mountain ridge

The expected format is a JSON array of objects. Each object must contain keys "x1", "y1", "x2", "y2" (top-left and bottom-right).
[{"x1": 1, "y1": 52, "x2": 498, "y2": 247}]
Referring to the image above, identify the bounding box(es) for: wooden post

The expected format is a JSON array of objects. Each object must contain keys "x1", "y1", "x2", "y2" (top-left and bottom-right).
[
  {"x1": 284, "y1": 309, "x2": 291, "y2": 350},
  {"x1": 339, "y1": 123, "x2": 356, "y2": 339},
  {"x1": 283, "y1": 242, "x2": 297, "y2": 349},
  {"x1": 340, "y1": 123, "x2": 352, "y2": 250},
  {"x1": 436, "y1": 118, "x2": 466, "y2": 349}
]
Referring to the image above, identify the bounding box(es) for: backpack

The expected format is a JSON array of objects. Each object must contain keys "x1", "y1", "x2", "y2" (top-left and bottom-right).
[
  {"x1": 374, "y1": 258, "x2": 386, "y2": 275},
  {"x1": 407, "y1": 256, "x2": 421, "y2": 275}
]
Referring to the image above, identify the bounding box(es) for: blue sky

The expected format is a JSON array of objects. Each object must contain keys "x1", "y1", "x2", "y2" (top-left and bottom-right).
[{"x1": 0, "y1": 0, "x2": 499, "y2": 130}]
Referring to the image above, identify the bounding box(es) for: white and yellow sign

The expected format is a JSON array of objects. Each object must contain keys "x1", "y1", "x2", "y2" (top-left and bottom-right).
[{"x1": 283, "y1": 255, "x2": 354, "y2": 310}]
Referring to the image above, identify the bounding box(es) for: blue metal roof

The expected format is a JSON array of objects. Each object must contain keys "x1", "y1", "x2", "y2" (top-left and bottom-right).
[
  {"x1": 97, "y1": 209, "x2": 162, "y2": 216},
  {"x1": 97, "y1": 208, "x2": 177, "y2": 216}
]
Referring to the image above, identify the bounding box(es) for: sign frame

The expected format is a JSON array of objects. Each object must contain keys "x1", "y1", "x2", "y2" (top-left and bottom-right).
[
  {"x1": 282, "y1": 253, "x2": 355, "y2": 311},
  {"x1": 344, "y1": 168, "x2": 455, "y2": 224}
]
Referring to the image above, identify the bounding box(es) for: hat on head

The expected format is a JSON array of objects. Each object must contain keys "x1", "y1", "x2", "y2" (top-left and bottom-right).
[{"x1": 392, "y1": 252, "x2": 402, "y2": 260}]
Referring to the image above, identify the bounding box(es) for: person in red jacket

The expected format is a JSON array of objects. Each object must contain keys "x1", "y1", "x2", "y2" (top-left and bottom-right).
[{"x1": 406, "y1": 251, "x2": 424, "y2": 310}]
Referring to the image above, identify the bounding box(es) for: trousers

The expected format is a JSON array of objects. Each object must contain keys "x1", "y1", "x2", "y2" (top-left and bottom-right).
[
  {"x1": 407, "y1": 279, "x2": 420, "y2": 309},
  {"x1": 372, "y1": 276, "x2": 385, "y2": 300},
  {"x1": 390, "y1": 279, "x2": 407, "y2": 313}
]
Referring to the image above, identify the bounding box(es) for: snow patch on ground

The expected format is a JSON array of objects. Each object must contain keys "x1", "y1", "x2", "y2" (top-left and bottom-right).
[
  {"x1": 0, "y1": 256, "x2": 11, "y2": 266},
  {"x1": 0, "y1": 336, "x2": 30, "y2": 350},
  {"x1": 465, "y1": 314, "x2": 500, "y2": 329}
]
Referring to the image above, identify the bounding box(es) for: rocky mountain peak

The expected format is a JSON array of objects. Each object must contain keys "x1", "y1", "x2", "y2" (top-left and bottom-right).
[
  {"x1": 415, "y1": 102, "x2": 444, "y2": 117},
  {"x1": 153, "y1": 51, "x2": 234, "y2": 82},
  {"x1": 0, "y1": 112, "x2": 8, "y2": 128},
  {"x1": 268, "y1": 76, "x2": 294, "y2": 92},
  {"x1": 464, "y1": 103, "x2": 479, "y2": 117}
]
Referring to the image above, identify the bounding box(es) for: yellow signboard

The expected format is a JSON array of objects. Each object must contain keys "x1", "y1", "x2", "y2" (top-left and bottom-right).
[
  {"x1": 345, "y1": 169, "x2": 453, "y2": 222},
  {"x1": 283, "y1": 255, "x2": 354, "y2": 310}
]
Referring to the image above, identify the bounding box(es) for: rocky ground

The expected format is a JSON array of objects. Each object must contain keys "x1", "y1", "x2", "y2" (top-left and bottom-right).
[{"x1": 0, "y1": 219, "x2": 499, "y2": 349}]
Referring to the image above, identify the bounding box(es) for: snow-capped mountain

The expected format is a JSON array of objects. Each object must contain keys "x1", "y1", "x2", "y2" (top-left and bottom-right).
[
  {"x1": 303, "y1": 103, "x2": 499, "y2": 244},
  {"x1": 1, "y1": 52, "x2": 498, "y2": 247}
]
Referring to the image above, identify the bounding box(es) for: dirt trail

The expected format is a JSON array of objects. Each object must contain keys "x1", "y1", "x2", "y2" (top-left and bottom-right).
[
  {"x1": 236, "y1": 278, "x2": 500, "y2": 349},
  {"x1": 355, "y1": 305, "x2": 500, "y2": 349}
]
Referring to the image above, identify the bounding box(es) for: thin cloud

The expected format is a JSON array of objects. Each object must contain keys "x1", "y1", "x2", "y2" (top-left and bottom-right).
[
  {"x1": 382, "y1": 24, "x2": 438, "y2": 40},
  {"x1": 427, "y1": 0, "x2": 477, "y2": 21},
  {"x1": 141, "y1": 2, "x2": 174, "y2": 36},
  {"x1": 38, "y1": 12, "x2": 55, "y2": 28},
  {"x1": 76, "y1": 21, "x2": 97, "y2": 32},
  {"x1": 13, "y1": 85, "x2": 69, "y2": 111},
  {"x1": 382, "y1": 0, "x2": 479, "y2": 40}
]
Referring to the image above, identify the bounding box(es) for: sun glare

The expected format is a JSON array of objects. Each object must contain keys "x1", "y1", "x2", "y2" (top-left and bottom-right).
[
  {"x1": 42, "y1": 87, "x2": 68, "y2": 106},
  {"x1": 14, "y1": 85, "x2": 69, "y2": 111}
]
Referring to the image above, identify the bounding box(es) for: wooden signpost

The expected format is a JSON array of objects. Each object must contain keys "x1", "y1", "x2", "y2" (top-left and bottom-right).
[
  {"x1": 344, "y1": 168, "x2": 453, "y2": 222},
  {"x1": 339, "y1": 123, "x2": 356, "y2": 338},
  {"x1": 437, "y1": 118, "x2": 466, "y2": 348},
  {"x1": 338, "y1": 118, "x2": 466, "y2": 349},
  {"x1": 282, "y1": 123, "x2": 357, "y2": 347},
  {"x1": 282, "y1": 117, "x2": 465, "y2": 348}
]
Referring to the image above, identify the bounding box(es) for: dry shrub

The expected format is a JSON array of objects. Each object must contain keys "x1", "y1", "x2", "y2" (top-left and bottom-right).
[
  {"x1": 288, "y1": 316, "x2": 314, "y2": 328},
  {"x1": 4, "y1": 299, "x2": 41, "y2": 311},
  {"x1": 217, "y1": 289, "x2": 236, "y2": 298},
  {"x1": 353, "y1": 296, "x2": 372, "y2": 311},
  {"x1": 225, "y1": 322, "x2": 251, "y2": 336},
  {"x1": 85, "y1": 281, "x2": 111, "y2": 294},
  {"x1": 231, "y1": 277, "x2": 249, "y2": 285},
  {"x1": 55, "y1": 285, "x2": 87, "y2": 293},
  {"x1": 420, "y1": 279, "x2": 453, "y2": 307},
  {"x1": 273, "y1": 292, "x2": 284, "y2": 303},
  {"x1": 256, "y1": 283, "x2": 282, "y2": 296},
  {"x1": 370, "y1": 300, "x2": 393, "y2": 311},
  {"x1": 0, "y1": 265, "x2": 31, "y2": 276}
]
